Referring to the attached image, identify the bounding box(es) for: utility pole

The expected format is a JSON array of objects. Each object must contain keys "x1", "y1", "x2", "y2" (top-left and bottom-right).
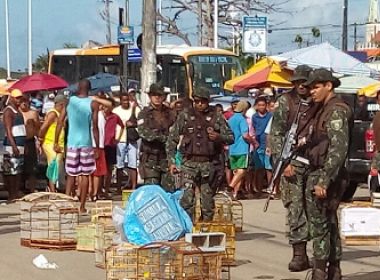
[
  {"x1": 214, "y1": 0, "x2": 218, "y2": 48},
  {"x1": 198, "y1": 0, "x2": 203, "y2": 46},
  {"x1": 105, "y1": 0, "x2": 112, "y2": 44},
  {"x1": 28, "y1": 0, "x2": 32, "y2": 75},
  {"x1": 354, "y1": 22, "x2": 357, "y2": 51},
  {"x1": 141, "y1": 0, "x2": 157, "y2": 106},
  {"x1": 123, "y1": 1, "x2": 129, "y2": 91},
  {"x1": 5, "y1": 0, "x2": 11, "y2": 79},
  {"x1": 342, "y1": 0, "x2": 348, "y2": 51},
  {"x1": 158, "y1": 0, "x2": 162, "y2": 46}
]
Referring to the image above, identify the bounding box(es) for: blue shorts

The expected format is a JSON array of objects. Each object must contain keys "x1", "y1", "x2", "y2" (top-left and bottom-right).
[
  {"x1": 116, "y1": 142, "x2": 139, "y2": 169},
  {"x1": 253, "y1": 149, "x2": 272, "y2": 170}
]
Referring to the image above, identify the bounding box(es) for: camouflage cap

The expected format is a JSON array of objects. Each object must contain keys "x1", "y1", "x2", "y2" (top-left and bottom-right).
[
  {"x1": 290, "y1": 65, "x2": 313, "y2": 82},
  {"x1": 304, "y1": 68, "x2": 341, "y2": 88},
  {"x1": 148, "y1": 83, "x2": 165, "y2": 96},
  {"x1": 193, "y1": 86, "x2": 211, "y2": 100}
]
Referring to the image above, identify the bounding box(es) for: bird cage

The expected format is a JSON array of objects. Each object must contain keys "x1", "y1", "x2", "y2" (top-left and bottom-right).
[
  {"x1": 91, "y1": 200, "x2": 113, "y2": 223},
  {"x1": 193, "y1": 222, "x2": 236, "y2": 266},
  {"x1": 122, "y1": 190, "x2": 134, "y2": 208},
  {"x1": 231, "y1": 200, "x2": 243, "y2": 232},
  {"x1": 213, "y1": 192, "x2": 233, "y2": 223},
  {"x1": 95, "y1": 222, "x2": 116, "y2": 268},
  {"x1": 202, "y1": 253, "x2": 224, "y2": 280},
  {"x1": 20, "y1": 192, "x2": 78, "y2": 250},
  {"x1": 137, "y1": 241, "x2": 205, "y2": 280},
  {"x1": 106, "y1": 243, "x2": 139, "y2": 280},
  {"x1": 76, "y1": 223, "x2": 96, "y2": 252}
]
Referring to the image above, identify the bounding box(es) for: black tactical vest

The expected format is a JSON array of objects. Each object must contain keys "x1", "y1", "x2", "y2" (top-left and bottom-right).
[{"x1": 180, "y1": 107, "x2": 219, "y2": 158}]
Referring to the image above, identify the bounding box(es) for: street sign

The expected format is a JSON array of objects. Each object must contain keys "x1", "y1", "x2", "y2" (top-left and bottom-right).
[
  {"x1": 118, "y1": 26, "x2": 134, "y2": 45},
  {"x1": 242, "y1": 16, "x2": 267, "y2": 54}
]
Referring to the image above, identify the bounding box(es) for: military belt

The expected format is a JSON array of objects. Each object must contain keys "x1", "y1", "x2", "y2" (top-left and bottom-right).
[{"x1": 184, "y1": 155, "x2": 213, "y2": 162}]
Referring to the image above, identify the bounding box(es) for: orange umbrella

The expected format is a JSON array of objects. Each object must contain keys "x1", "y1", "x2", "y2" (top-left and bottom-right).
[{"x1": 224, "y1": 58, "x2": 292, "y2": 91}]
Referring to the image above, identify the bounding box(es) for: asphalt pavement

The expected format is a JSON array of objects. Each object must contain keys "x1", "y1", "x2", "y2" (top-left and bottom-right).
[{"x1": 0, "y1": 188, "x2": 379, "y2": 280}]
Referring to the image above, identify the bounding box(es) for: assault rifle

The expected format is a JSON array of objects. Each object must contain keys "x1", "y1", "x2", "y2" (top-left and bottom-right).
[{"x1": 263, "y1": 101, "x2": 305, "y2": 212}]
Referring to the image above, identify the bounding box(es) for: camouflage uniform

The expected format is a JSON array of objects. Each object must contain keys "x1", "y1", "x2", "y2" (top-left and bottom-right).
[
  {"x1": 137, "y1": 84, "x2": 177, "y2": 192},
  {"x1": 304, "y1": 69, "x2": 351, "y2": 280},
  {"x1": 269, "y1": 65, "x2": 319, "y2": 272},
  {"x1": 166, "y1": 88, "x2": 234, "y2": 221}
]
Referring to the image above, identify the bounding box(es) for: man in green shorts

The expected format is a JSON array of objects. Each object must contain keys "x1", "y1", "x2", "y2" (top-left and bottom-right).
[{"x1": 227, "y1": 100, "x2": 254, "y2": 199}]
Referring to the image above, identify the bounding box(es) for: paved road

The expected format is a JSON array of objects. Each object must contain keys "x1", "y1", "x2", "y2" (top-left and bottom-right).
[{"x1": 0, "y1": 188, "x2": 379, "y2": 280}]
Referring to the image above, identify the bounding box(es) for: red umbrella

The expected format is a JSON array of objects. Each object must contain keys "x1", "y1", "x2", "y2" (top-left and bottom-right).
[{"x1": 9, "y1": 73, "x2": 68, "y2": 93}]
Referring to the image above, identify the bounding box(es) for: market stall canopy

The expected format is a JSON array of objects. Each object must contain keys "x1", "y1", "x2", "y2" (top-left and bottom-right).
[
  {"x1": 9, "y1": 73, "x2": 68, "y2": 93},
  {"x1": 224, "y1": 58, "x2": 292, "y2": 92},
  {"x1": 335, "y1": 76, "x2": 380, "y2": 94},
  {"x1": 271, "y1": 42, "x2": 378, "y2": 78},
  {"x1": 358, "y1": 82, "x2": 380, "y2": 97}
]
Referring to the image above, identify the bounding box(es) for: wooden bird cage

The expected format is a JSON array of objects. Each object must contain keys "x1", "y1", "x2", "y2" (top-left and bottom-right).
[
  {"x1": 95, "y1": 222, "x2": 116, "y2": 268},
  {"x1": 20, "y1": 192, "x2": 79, "y2": 250},
  {"x1": 137, "y1": 241, "x2": 206, "y2": 280},
  {"x1": 76, "y1": 223, "x2": 96, "y2": 252},
  {"x1": 106, "y1": 243, "x2": 139, "y2": 280}
]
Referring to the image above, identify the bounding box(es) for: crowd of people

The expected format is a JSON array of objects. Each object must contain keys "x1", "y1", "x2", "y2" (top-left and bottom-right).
[{"x1": 2, "y1": 65, "x2": 351, "y2": 280}]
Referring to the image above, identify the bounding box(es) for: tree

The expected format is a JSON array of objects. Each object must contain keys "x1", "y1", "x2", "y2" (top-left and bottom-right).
[
  {"x1": 294, "y1": 34, "x2": 303, "y2": 48},
  {"x1": 158, "y1": 0, "x2": 289, "y2": 47},
  {"x1": 311, "y1": 27, "x2": 321, "y2": 43},
  {"x1": 62, "y1": 42, "x2": 78, "y2": 48},
  {"x1": 33, "y1": 54, "x2": 49, "y2": 72}
]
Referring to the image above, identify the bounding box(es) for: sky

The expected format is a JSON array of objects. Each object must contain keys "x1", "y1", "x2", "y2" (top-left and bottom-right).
[{"x1": 0, "y1": 0, "x2": 373, "y2": 72}]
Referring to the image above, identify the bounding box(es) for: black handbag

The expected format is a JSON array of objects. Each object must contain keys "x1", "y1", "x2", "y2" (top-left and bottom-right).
[{"x1": 127, "y1": 106, "x2": 140, "y2": 143}]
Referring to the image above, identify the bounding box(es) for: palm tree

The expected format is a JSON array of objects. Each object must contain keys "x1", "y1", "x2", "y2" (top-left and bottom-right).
[
  {"x1": 62, "y1": 42, "x2": 78, "y2": 48},
  {"x1": 294, "y1": 34, "x2": 303, "y2": 48},
  {"x1": 311, "y1": 27, "x2": 321, "y2": 43},
  {"x1": 33, "y1": 54, "x2": 49, "y2": 72}
]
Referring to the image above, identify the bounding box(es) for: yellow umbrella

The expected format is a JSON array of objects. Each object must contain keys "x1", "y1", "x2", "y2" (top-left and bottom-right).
[
  {"x1": 358, "y1": 82, "x2": 380, "y2": 98},
  {"x1": 224, "y1": 57, "x2": 292, "y2": 92}
]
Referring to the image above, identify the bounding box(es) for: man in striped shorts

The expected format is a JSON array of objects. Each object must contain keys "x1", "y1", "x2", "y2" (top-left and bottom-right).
[
  {"x1": 3, "y1": 89, "x2": 26, "y2": 202},
  {"x1": 55, "y1": 80, "x2": 100, "y2": 213}
]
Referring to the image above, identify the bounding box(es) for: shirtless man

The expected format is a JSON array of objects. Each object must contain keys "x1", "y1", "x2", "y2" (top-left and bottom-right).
[{"x1": 19, "y1": 96, "x2": 40, "y2": 193}]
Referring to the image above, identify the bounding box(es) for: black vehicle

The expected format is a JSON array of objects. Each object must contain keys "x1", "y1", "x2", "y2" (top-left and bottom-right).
[{"x1": 337, "y1": 92, "x2": 377, "y2": 201}]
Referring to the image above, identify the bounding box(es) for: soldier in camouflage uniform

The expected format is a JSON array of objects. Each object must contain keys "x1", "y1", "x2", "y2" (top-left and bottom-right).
[
  {"x1": 305, "y1": 69, "x2": 352, "y2": 280},
  {"x1": 269, "y1": 65, "x2": 319, "y2": 272},
  {"x1": 137, "y1": 83, "x2": 177, "y2": 191},
  {"x1": 166, "y1": 87, "x2": 234, "y2": 221}
]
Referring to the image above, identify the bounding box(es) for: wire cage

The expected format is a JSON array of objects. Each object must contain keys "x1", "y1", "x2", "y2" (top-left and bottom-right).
[
  {"x1": 20, "y1": 192, "x2": 79, "y2": 250},
  {"x1": 106, "y1": 243, "x2": 139, "y2": 280},
  {"x1": 231, "y1": 200, "x2": 243, "y2": 232},
  {"x1": 95, "y1": 222, "x2": 116, "y2": 268},
  {"x1": 137, "y1": 241, "x2": 206, "y2": 280},
  {"x1": 122, "y1": 190, "x2": 134, "y2": 208}
]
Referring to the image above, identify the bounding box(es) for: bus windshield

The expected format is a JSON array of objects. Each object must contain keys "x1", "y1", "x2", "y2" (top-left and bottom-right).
[{"x1": 188, "y1": 55, "x2": 242, "y2": 95}]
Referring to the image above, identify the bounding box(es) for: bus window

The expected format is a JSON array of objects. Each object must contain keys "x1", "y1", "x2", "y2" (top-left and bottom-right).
[
  {"x1": 79, "y1": 56, "x2": 98, "y2": 79},
  {"x1": 189, "y1": 55, "x2": 242, "y2": 95},
  {"x1": 159, "y1": 55, "x2": 187, "y2": 95},
  {"x1": 51, "y1": 56, "x2": 78, "y2": 84}
]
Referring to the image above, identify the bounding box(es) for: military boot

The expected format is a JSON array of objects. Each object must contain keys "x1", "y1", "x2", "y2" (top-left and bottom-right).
[
  {"x1": 327, "y1": 261, "x2": 342, "y2": 280},
  {"x1": 312, "y1": 260, "x2": 327, "y2": 280},
  {"x1": 288, "y1": 242, "x2": 310, "y2": 272}
]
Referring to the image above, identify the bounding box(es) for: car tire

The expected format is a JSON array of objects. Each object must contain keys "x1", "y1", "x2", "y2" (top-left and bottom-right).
[{"x1": 341, "y1": 180, "x2": 358, "y2": 202}]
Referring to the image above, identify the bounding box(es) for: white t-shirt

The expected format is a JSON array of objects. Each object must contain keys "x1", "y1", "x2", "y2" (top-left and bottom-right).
[
  {"x1": 92, "y1": 111, "x2": 106, "y2": 148},
  {"x1": 265, "y1": 116, "x2": 273, "y2": 134},
  {"x1": 113, "y1": 105, "x2": 141, "y2": 143}
]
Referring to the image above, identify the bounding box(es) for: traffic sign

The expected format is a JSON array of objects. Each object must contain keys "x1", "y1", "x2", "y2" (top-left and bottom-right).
[
  {"x1": 118, "y1": 26, "x2": 134, "y2": 45},
  {"x1": 242, "y1": 16, "x2": 267, "y2": 54}
]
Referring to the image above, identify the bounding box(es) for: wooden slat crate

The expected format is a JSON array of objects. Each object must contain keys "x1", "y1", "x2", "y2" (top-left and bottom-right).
[
  {"x1": 76, "y1": 223, "x2": 96, "y2": 252},
  {"x1": 343, "y1": 236, "x2": 380, "y2": 246},
  {"x1": 137, "y1": 241, "x2": 205, "y2": 280},
  {"x1": 202, "y1": 252, "x2": 223, "y2": 280},
  {"x1": 106, "y1": 243, "x2": 139, "y2": 280},
  {"x1": 91, "y1": 200, "x2": 113, "y2": 223},
  {"x1": 193, "y1": 222, "x2": 236, "y2": 265},
  {"x1": 20, "y1": 192, "x2": 78, "y2": 250},
  {"x1": 95, "y1": 223, "x2": 115, "y2": 268}
]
